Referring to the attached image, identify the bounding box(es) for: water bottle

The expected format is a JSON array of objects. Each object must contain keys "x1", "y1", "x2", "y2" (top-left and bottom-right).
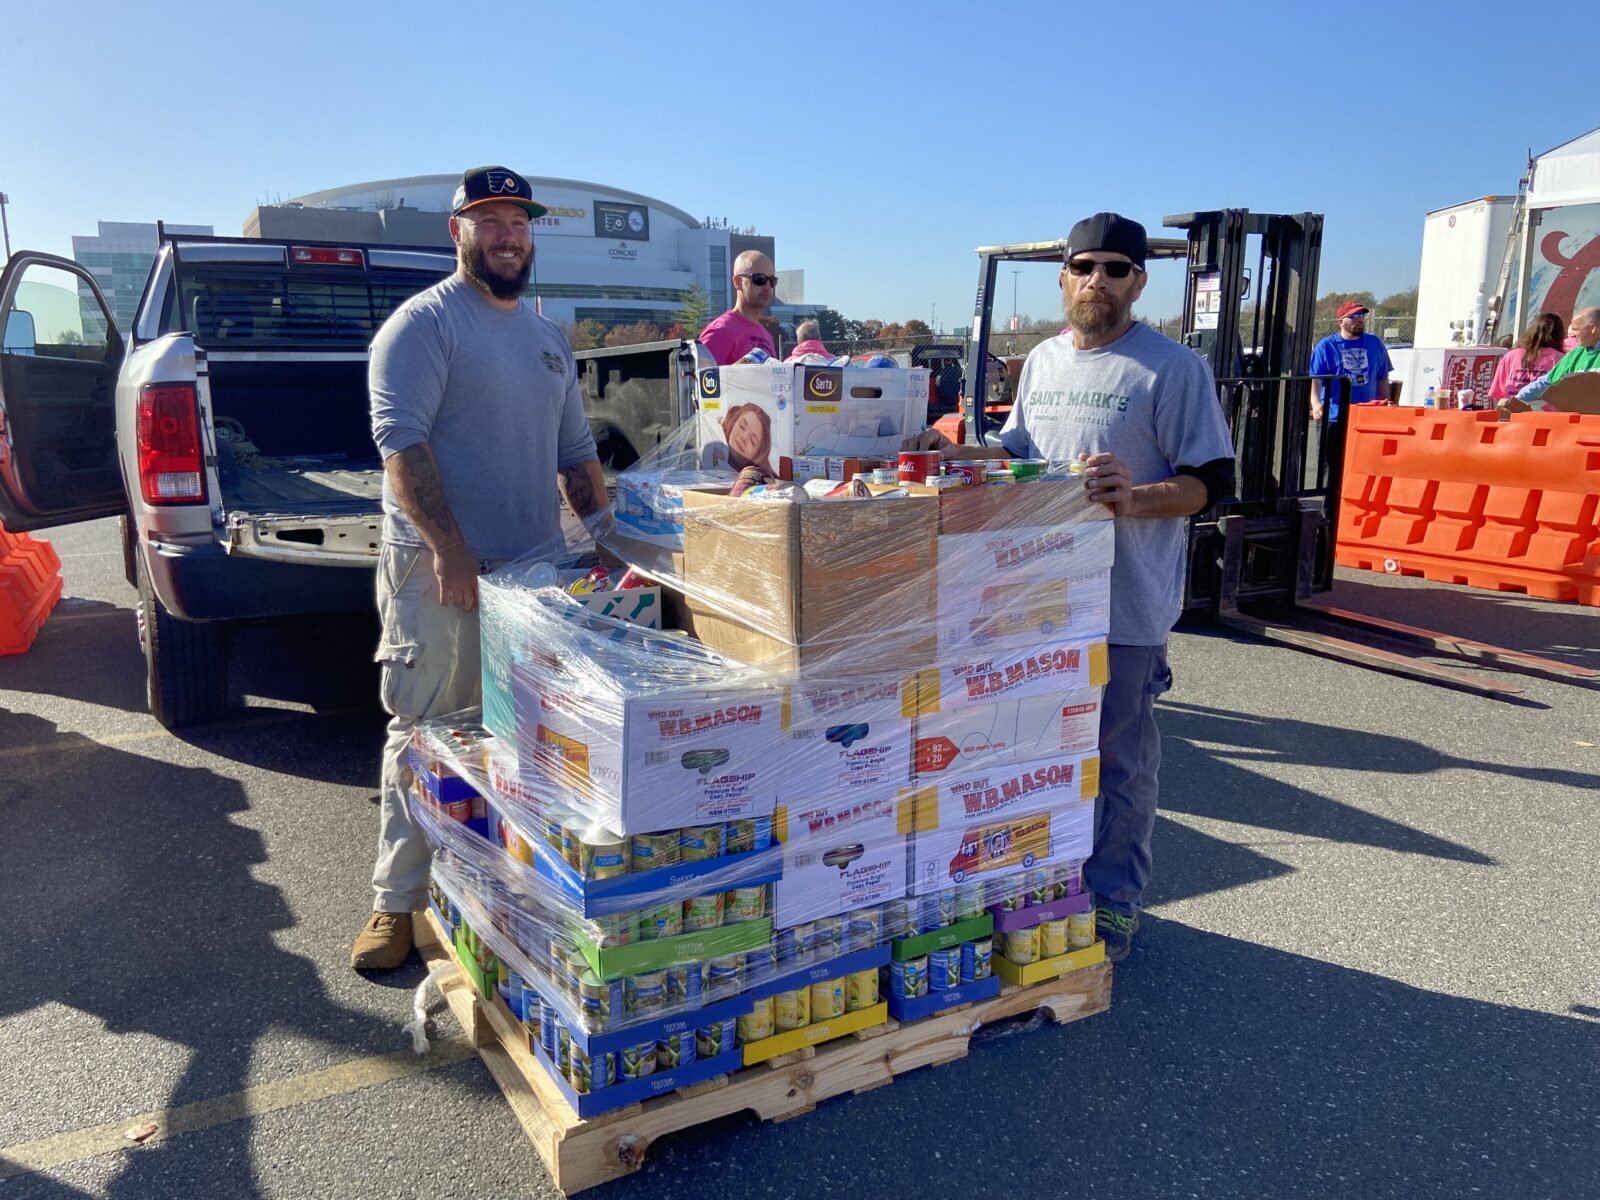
[{"x1": 1423, "y1": 386, "x2": 1436, "y2": 409}]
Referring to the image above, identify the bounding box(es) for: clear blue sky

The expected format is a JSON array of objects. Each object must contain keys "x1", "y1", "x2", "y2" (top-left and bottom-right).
[{"x1": 2, "y1": 0, "x2": 1590, "y2": 328}]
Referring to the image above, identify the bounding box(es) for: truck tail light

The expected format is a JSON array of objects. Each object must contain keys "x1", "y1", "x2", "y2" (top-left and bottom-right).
[{"x1": 136, "y1": 383, "x2": 207, "y2": 505}]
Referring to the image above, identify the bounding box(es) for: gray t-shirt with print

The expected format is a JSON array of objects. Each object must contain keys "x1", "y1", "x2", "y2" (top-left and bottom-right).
[
  {"x1": 1000, "y1": 323, "x2": 1233, "y2": 646},
  {"x1": 370, "y1": 274, "x2": 598, "y2": 562}
]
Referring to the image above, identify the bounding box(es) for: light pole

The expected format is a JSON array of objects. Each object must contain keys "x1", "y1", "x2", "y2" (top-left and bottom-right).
[
  {"x1": 930, "y1": 302, "x2": 937, "y2": 335},
  {"x1": 0, "y1": 193, "x2": 11, "y2": 259},
  {"x1": 1011, "y1": 270, "x2": 1021, "y2": 351}
]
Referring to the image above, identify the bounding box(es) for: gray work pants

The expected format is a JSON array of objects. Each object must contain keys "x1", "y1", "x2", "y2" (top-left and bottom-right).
[{"x1": 369, "y1": 543, "x2": 483, "y2": 913}]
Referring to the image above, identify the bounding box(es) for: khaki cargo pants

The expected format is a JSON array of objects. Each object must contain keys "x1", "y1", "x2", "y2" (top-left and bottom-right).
[{"x1": 369, "y1": 542, "x2": 483, "y2": 913}]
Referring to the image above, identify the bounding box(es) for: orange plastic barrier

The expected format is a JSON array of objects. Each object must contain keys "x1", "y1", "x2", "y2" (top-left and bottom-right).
[
  {"x1": 0, "y1": 520, "x2": 64, "y2": 655},
  {"x1": 1336, "y1": 408, "x2": 1600, "y2": 605}
]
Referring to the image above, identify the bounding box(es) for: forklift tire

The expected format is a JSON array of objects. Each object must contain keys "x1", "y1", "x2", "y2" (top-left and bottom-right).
[{"x1": 136, "y1": 555, "x2": 229, "y2": 729}]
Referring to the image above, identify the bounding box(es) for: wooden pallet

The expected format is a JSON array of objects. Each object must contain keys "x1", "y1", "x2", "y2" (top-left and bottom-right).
[{"x1": 414, "y1": 908, "x2": 1111, "y2": 1195}]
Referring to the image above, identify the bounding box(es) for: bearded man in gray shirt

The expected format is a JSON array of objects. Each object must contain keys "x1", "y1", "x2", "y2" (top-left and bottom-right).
[
  {"x1": 352, "y1": 166, "x2": 606, "y2": 971},
  {"x1": 906, "y1": 213, "x2": 1235, "y2": 963}
]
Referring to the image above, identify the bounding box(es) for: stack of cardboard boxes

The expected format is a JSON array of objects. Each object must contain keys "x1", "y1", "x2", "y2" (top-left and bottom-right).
[{"x1": 409, "y1": 369, "x2": 1117, "y2": 1117}]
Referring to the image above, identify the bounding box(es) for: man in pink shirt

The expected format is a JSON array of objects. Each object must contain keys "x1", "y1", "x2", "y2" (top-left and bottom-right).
[{"x1": 698, "y1": 250, "x2": 778, "y2": 364}]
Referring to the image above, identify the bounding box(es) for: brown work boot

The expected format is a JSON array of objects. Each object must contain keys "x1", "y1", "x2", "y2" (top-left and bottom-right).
[{"x1": 351, "y1": 911, "x2": 414, "y2": 971}]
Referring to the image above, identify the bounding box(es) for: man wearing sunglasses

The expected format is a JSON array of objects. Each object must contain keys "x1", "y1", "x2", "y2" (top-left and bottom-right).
[
  {"x1": 904, "y1": 212, "x2": 1235, "y2": 964},
  {"x1": 698, "y1": 250, "x2": 779, "y2": 365}
]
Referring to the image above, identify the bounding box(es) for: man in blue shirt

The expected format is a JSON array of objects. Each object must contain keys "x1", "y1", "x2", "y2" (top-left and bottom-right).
[{"x1": 1309, "y1": 302, "x2": 1392, "y2": 421}]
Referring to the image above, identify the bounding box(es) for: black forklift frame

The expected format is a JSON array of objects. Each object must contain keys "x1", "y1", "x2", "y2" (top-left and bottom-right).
[{"x1": 957, "y1": 210, "x2": 1595, "y2": 697}]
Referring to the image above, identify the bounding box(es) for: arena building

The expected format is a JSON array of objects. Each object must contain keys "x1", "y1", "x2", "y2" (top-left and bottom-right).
[{"x1": 243, "y1": 175, "x2": 813, "y2": 332}]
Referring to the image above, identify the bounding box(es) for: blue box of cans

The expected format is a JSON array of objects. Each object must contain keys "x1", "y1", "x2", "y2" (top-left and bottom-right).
[
  {"x1": 746, "y1": 942, "x2": 891, "y2": 1003},
  {"x1": 530, "y1": 1037, "x2": 743, "y2": 1119},
  {"x1": 552, "y1": 984, "x2": 754, "y2": 1059},
  {"x1": 886, "y1": 973, "x2": 1000, "y2": 1023},
  {"x1": 514, "y1": 827, "x2": 783, "y2": 919},
  {"x1": 410, "y1": 747, "x2": 492, "y2": 839}
]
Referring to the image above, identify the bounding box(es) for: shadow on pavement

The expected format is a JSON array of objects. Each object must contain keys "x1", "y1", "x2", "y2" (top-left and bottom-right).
[
  {"x1": 0, "y1": 710, "x2": 422, "y2": 1199},
  {"x1": 592, "y1": 921, "x2": 1600, "y2": 1200},
  {"x1": 0, "y1": 602, "x2": 146, "y2": 715},
  {"x1": 1327, "y1": 573, "x2": 1600, "y2": 673}
]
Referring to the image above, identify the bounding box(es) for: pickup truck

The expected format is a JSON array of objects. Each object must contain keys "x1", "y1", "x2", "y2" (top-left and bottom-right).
[{"x1": 0, "y1": 232, "x2": 454, "y2": 726}]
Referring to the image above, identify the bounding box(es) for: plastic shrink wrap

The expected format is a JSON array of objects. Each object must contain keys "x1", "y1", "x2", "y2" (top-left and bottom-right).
[{"x1": 408, "y1": 402, "x2": 1115, "y2": 1104}]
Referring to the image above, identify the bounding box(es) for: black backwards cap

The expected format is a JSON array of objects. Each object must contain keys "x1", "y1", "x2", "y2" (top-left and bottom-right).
[{"x1": 1066, "y1": 212, "x2": 1148, "y2": 269}]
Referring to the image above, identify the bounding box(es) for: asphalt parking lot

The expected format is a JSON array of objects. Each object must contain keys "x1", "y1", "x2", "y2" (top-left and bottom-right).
[{"x1": 2, "y1": 517, "x2": 1597, "y2": 1200}]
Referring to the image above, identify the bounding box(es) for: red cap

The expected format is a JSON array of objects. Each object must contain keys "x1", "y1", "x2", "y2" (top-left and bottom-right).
[{"x1": 1337, "y1": 302, "x2": 1369, "y2": 319}]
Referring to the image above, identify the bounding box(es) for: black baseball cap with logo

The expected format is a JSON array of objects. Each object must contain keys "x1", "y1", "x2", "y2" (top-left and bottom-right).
[{"x1": 450, "y1": 166, "x2": 548, "y2": 219}]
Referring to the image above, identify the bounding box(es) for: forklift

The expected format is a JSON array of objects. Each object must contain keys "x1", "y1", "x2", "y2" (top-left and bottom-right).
[{"x1": 956, "y1": 209, "x2": 1594, "y2": 697}]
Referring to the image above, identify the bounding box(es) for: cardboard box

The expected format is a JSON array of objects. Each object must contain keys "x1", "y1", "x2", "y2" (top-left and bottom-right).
[
  {"x1": 791, "y1": 364, "x2": 928, "y2": 458},
  {"x1": 740, "y1": 1000, "x2": 889, "y2": 1067},
  {"x1": 910, "y1": 637, "x2": 1109, "y2": 715},
  {"x1": 913, "y1": 686, "x2": 1104, "y2": 778},
  {"x1": 677, "y1": 488, "x2": 939, "y2": 674},
  {"x1": 613, "y1": 471, "x2": 713, "y2": 551},
  {"x1": 910, "y1": 796, "x2": 1093, "y2": 895},
  {"x1": 511, "y1": 658, "x2": 785, "y2": 834},
  {"x1": 782, "y1": 454, "x2": 891, "y2": 485},
  {"x1": 992, "y1": 938, "x2": 1106, "y2": 986},
  {"x1": 934, "y1": 521, "x2": 1113, "y2": 655},
  {"x1": 889, "y1": 912, "x2": 994, "y2": 961},
  {"x1": 562, "y1": 576, "x2": 662, "y2": 631},
  {"x1": 779, "y1": 679, "x2": 918, "y2": 805},
  {"x1": 906, "y1": 753, "x2": 1098, "y2": 895},
  {"x1": 871, "y1": 478, "x2": 1106, "y2": 535},
  {"x1": 695, "y1": 362, "x2": 796, "y2": 478},
  {"x1": 771, "y1": 789, "x2": 914, "y2": 928},
  {"x1": 887, "y1": 972, "x2": 1000, "y2": 1022}
]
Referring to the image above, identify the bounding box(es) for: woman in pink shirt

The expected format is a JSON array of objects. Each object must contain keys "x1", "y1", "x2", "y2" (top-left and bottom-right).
[{"x1": 1490, "y1": 312, "x2": 1566, "y2": 403}]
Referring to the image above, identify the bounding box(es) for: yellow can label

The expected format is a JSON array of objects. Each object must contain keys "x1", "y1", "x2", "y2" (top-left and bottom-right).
[{"x1": 848, "y1": 969, "x2": 879, "y2": 1012}]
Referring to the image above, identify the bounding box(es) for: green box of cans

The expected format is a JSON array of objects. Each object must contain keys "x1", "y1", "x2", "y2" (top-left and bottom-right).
[
  {"x1": 454, "y1": 925, "x2": 496, "y2": 1000},
  {"x1": 890, "y1": 913, "x2": 993, "y2": 962},
  {"x1": 575, "y1": 917, "x2": 774, "y2": 981}
]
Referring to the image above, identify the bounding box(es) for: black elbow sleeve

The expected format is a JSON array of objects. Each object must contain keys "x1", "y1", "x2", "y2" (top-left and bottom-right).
[{"x1": 1175, "y1": 456, "x2": 1236, "y2": 508}]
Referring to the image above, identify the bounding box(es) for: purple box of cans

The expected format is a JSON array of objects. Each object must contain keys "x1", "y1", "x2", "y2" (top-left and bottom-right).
[{"x1": 988, "y1": 888, "x2": 1092, "y2": 933}]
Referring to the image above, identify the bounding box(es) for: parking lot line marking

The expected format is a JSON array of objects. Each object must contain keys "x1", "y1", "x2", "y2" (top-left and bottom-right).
[{"x1": 0, "y1": 1036, "x2": 476, "y2": 1181}]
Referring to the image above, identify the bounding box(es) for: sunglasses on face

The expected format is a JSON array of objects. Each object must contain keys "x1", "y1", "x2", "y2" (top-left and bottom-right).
[
  {"x1": 1066, "y1": 258, "x2": 1140, "y2": 279},
  {"x1": 740, "y1": 272, "x2": 778, "y2": 287}
]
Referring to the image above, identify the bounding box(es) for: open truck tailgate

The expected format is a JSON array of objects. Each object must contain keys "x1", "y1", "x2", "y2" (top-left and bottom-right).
[{"x1": 223, "y1": 462, "x2": 384, "y2": 566}]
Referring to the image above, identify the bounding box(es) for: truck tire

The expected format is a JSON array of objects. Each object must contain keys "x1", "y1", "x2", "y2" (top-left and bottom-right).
[{"x1": 136, "y1": 556, "x2": 229, "y2": 728}]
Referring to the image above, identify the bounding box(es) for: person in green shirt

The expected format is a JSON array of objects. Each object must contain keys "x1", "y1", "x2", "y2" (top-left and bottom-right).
[{"x1": 1516, "y1": 307, "x2": 1600, "y2": 406}]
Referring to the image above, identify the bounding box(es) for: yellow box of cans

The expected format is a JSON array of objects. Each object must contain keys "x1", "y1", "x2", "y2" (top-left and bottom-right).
[
  {"x1": 992, "y1": 938, "x2": 1106, "y2": 987},
  {"x1": 739, "y1": 1000, "x2": 889, "y2": 1067}
]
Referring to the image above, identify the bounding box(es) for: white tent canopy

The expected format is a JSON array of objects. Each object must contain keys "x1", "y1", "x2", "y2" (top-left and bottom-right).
[{"x1": 1526, "y1": 127, "x2": 1600, "y2": 209}]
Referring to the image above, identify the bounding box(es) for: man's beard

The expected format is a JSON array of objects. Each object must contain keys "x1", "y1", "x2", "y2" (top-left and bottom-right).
[
  {"x1": 1066, "y1": 291, "x2": 1131, "y2": 337},
  {"x1": 462, "y1": 236, "x2": 532, "y2": 300}
]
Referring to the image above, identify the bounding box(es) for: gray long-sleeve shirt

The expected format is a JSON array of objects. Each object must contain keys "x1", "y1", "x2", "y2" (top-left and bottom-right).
[{"x1": 370, "y1": 274, "x2": 598, "y2": 562}]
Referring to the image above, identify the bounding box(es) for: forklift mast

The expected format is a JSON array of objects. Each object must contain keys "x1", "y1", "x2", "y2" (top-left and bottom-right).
[{"x1": 1163, "y1": 210, "x2": 1339, "y2": 612}]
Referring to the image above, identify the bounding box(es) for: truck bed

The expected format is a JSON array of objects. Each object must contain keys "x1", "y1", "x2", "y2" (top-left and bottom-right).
[{"x1": 222, "y1": 457, "x2": 384, "y2": 518}]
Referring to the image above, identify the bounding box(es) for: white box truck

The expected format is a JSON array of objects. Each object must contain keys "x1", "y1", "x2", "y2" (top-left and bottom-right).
[{"x1": 1413, "y1": 196, "x2": 1518, "y2": 347}]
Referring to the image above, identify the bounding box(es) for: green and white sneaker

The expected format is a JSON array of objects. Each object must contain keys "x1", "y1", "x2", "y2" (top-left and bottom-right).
[{"x1": 1095, "y1": 907, "x2": 1140, "y2": 964}]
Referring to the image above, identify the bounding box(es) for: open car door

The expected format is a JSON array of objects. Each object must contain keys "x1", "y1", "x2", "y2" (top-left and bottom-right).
[{"x1": 0, "y1": 252, "x2": 126, "y2": 532}]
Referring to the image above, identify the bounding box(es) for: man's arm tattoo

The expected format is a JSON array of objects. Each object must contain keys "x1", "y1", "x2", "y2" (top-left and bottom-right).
[
  {"x1": 559, "y1": 461, "x2": 607, "y2": 519},
  {"x1": 387, "y1": 443, "x2": 461, "y2": 546}
]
